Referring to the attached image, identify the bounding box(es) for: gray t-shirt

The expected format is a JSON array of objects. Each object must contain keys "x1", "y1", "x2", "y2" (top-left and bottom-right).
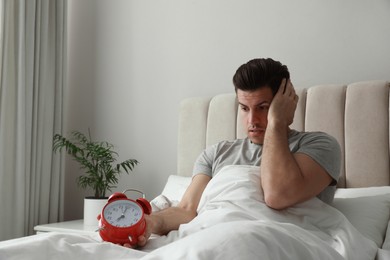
[{"x1": 193, "y1": 130, "x2": 341, "y2": 204}]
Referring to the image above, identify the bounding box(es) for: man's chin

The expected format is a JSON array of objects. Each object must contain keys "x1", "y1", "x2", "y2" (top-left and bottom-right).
[{"x1": 248, "y1": 136, "x2": 264, "y2": 145}]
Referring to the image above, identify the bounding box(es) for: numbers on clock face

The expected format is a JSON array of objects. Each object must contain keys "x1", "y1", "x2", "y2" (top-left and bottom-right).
[{"x1": 103, "y1": 200, "x2": 143, "y2": 227}]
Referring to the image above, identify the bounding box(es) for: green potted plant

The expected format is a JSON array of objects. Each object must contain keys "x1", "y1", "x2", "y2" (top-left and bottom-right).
[{"x1": 53, "y1": 130, "x2": 139, "y2": 225}]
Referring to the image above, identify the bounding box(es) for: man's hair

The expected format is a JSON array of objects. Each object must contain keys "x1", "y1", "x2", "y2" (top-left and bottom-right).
[{"x1": 232, "y1": 58, "x2": 290, "y2": 95}]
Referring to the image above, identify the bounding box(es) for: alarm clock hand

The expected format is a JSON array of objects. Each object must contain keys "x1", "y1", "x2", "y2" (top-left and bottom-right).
[
  {"x1": 116, "y1": 214, "x2": 125, "y2": 221},
  {"x1": 116, "y1": 206, "x2": 129, "y2": 221}
]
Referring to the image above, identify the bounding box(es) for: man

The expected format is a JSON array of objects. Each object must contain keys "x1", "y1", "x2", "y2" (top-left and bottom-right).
[{"x1": 136, "y1": 58, "x2": 341, "y2": 247}]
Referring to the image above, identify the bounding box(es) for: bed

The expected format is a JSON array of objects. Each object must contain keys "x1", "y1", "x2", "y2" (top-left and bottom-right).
[{"x1": 0, "y1": 80, "x2": 389, "y2": 260}]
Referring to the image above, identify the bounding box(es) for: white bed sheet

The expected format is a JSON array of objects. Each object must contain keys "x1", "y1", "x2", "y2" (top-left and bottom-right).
[
  {"x1": 0, "y1": 165, "x2": 381, "y2": 260},
  {"x1": 157, "y1": 174, "x2": 390, "y2": 249}
]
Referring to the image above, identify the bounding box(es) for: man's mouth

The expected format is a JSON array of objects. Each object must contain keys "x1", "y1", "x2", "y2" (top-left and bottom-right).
[{"x1": 248, "y1": 128, "x2": 265, "y2": 134}]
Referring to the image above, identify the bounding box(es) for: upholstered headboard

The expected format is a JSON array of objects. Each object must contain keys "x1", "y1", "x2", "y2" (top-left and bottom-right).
[{"x1": 177, "y1": 80, "x2": 390, "y2": 188}]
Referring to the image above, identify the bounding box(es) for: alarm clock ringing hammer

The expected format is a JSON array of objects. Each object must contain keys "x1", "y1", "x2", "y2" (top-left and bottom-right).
[{"x1": 97, "y1": 189, "x2": 152, "y2": 246}]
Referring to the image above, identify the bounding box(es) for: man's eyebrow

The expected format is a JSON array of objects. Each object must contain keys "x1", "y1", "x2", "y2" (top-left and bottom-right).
[{"x1": 238, "y1": 101, "x2": 270, "y2": 107}]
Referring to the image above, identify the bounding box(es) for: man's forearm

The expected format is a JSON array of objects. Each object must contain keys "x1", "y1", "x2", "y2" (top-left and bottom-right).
[
  {"x1": 260, "y1": 124, "x2": 303, "y2": 209},
  {"x1": 149, "y1": 206, "x2": 197, "y2": 235},
  {"x1": 149, "y1": 174, "x2": 209, "y2": 235}
]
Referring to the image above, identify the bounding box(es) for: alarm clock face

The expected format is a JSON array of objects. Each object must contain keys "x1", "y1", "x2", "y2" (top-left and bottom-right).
[{"x1": 103, "y1": 200, "x2": 143, "y2": 227}]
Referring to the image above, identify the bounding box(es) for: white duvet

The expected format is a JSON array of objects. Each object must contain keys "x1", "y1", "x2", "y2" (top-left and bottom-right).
[{"x1": 0, "y1": 165, "x2": 378, "y2": 260}]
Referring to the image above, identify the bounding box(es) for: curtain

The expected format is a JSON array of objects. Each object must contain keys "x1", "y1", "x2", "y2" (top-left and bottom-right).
[{"x1": 0, "y1": 0, "x2": 67, "y2": 240}]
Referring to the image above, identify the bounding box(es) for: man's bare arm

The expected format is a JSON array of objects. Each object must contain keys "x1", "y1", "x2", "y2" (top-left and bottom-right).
[
  {"x1": 136, "y1": 174, "x2": 211, "y2": 246},
  {"x1": 260, "y1": 79, "x2": 332, "y2": 210}
]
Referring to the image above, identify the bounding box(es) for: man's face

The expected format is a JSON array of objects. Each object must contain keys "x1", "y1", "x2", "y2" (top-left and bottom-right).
[{"x1": 237, "y1": 87, "x2": 274, "y2": 145}]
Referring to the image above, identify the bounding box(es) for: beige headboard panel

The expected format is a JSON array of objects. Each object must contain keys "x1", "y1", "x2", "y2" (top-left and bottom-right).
[{"x1": 177, "y1": 80, "x2": 390, "y2": 188}]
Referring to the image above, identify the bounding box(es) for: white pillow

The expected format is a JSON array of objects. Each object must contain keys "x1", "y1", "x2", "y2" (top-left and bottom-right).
[
  {"x1": 332, "y1": 191, "x2": 390, "y2": 247},
  {"x1": 335, "y1": 186, "x2": 390, "y2": 198},
  {"x1": 150, "y1": 175, "x2": 191, "y2": 212},
  {"x1": 161, "y1": 175, "x2": 191, "y2": 201}
]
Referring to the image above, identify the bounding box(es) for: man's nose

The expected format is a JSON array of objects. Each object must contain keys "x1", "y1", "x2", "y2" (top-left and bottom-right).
[{"x1": 248, "y1": 111, "x2": 258, "y2": 124}]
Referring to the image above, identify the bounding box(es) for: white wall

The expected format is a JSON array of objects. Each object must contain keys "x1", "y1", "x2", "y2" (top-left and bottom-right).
[{"x1": 65, "y1": 0, "x2": 390, "y2": 220}]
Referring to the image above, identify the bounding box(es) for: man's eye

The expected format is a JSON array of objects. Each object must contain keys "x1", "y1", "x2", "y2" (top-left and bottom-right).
[
  {"x1": 240, "y1": 106, "x2": 249, "y2": 112},
  {"x1": 259, "y1": 106, "x2": 269, "y2": 111}
]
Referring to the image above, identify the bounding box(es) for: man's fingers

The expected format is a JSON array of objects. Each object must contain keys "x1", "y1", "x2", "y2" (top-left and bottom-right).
[
  {"x1": 284, "y1": 79, "x2": 288, "y2": 94},
  {"x1": 278, "y1": 78, "x2": 296, "y2": 96},
  {"x1": 137, "y1": 235, "x2": 147, "y2": 247},
  {"x1": 278, "y1": 78, "x2": 287, "y2": 95},
  {"x1": 284, "y1": 79, "x2": 296, "y2": 97}
]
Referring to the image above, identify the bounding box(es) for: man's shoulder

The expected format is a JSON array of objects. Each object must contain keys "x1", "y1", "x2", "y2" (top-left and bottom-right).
[
  {"x1": 291, "y1": 129, "x2": 337, "y2": 140},
  {"x1": 291, "y1": 130, "x2": 340, "y2": 148}
]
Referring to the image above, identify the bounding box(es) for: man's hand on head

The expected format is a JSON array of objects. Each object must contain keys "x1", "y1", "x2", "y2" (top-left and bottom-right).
[{"x1": 268, "y1": 78, "x2": 298, "y2": 128}]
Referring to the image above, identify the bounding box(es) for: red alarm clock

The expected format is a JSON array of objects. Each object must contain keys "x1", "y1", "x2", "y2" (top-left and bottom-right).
[{"x1": 97, "y1": 189, "x2": 152, "y2": 246}]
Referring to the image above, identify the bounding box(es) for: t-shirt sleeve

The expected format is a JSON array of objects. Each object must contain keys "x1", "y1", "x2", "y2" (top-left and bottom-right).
[
  {"x1": 192, "y1": 144, "x2": 217, "y2": 178},
  {"x1": 296, "y1": 132, "x2": 341, "y2": 185}
]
